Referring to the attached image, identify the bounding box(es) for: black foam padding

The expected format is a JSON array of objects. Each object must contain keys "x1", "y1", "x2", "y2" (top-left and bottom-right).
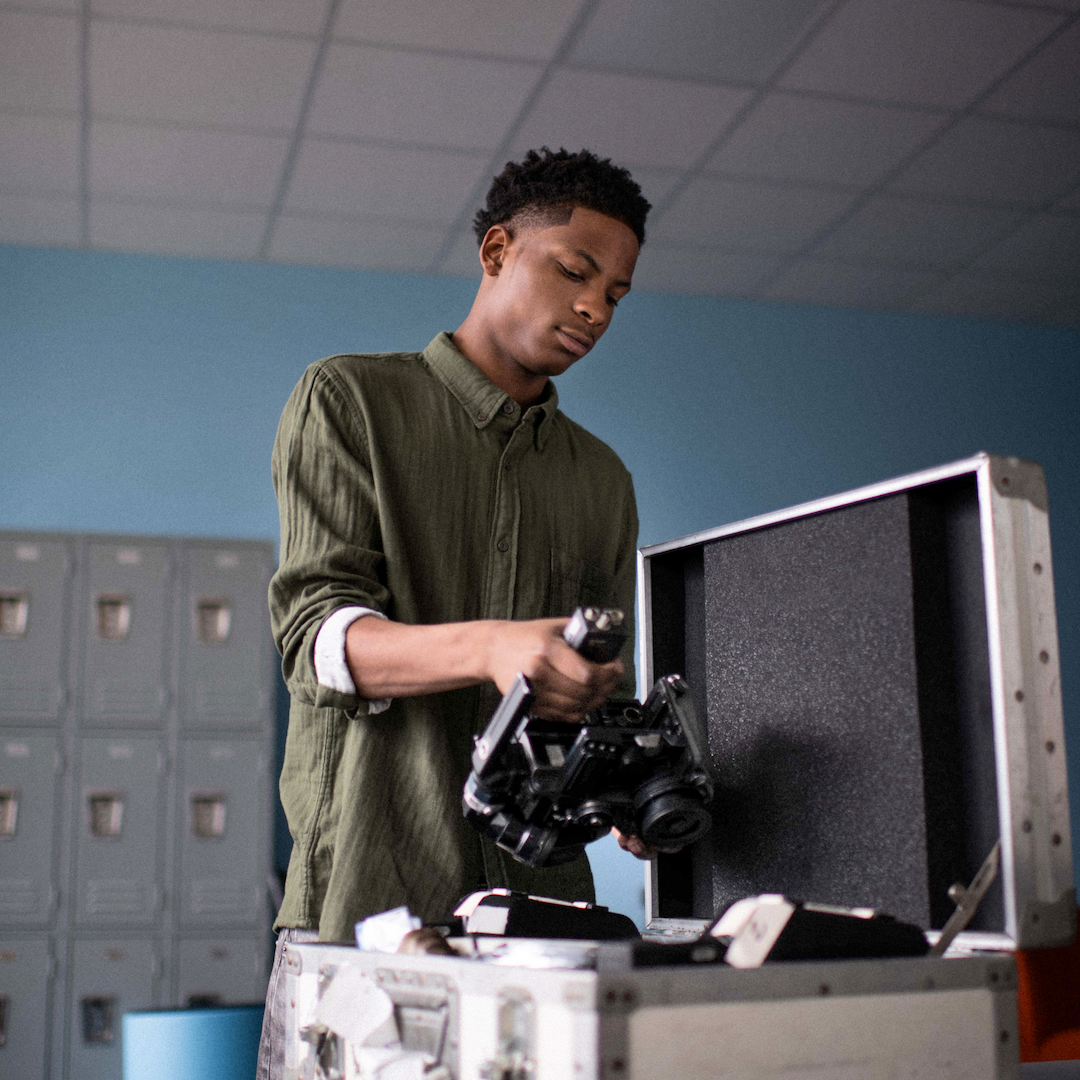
[
  {"x1": 702, "y1": 493, "x2": 933, "y2": 927},
  {"x1": 648, "y1": 476, "x2": 1002, "y2": 931}
]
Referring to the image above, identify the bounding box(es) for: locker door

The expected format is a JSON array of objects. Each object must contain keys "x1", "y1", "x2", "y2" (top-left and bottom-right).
[
  {"x1": 180, "y1": 544, "x2": 273, "y2": 731},
  {"x1": 74, "y1": 738, "x2": 163, "y2": 928},
  {"x1": 67, "y1": 938, "x2": 155, "y2": 1080},
  {"x1": 82, "y1": 541, "x2": 170, "y2": 728},
  {"x1": 0, "y1": 736, "x2": 59, "y2": 927},
  {"x1": 0, "y1": 536, "x2": 69, "y2": 724},
  {"x1": 0, "y1": 937, "x2": 52, "y2": 1078},
  {"x1": 178, "y1": 740, "x2": 266, "y2": 929},
  {"x1": 175, "y1": 936, "x2": 268, "y2": 1007}
]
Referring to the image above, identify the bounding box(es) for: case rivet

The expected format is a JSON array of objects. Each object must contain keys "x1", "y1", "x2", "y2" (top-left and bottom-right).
[
  {"x1": 1033, "y1": 562, "x2": 1043, "y2": 574},
  {"x1": 989, "y1": 971, "x2": 999, "y2": 983},
  {"x1": 1046, "y1": 741, "x2": 1056, "y2": 754},
  {"x1": 1023, "y1": 820, "x2": 1033, "y2": 833},
  {"x1": 1052, "y1": 833, "x2": 1062, "y2": 846},
  {"x1": 1001, "y1": 1030, "x2": 1010, "y2": 1043},
  {"x1": 1001, "y1": 476, "x2": 1011, "y2": 487},
  {"x1": 1015, "y1": 690, "x2": 1024, "y2": 702},
  {"x1": 818, "y1": 983, "x2": 830, "y2": 996},
  {"x1": 1040, "y1": 650, "x2": 1050, "y2": 664},
  {"x1": 611, "y1": 1059, "x2": 626, "y2": 1072}
]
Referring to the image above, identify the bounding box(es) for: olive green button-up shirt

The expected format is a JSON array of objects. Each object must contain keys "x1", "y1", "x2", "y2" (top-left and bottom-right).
[{"x1": 269, "y1": 332, "x2": 638, "y2": 941}]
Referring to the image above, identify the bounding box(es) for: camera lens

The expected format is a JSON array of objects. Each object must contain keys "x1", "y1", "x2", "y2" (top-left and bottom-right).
[
  {"x1": 634, "y1": 775, "x2": 712, "y2": 849},
  {"x1": 572, "y1": 799, "x2": 614, "y2": 834}
]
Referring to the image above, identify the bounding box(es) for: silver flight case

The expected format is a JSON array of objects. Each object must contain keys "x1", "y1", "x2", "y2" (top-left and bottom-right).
[{"x1": 282, "y1": 454, "x2": 1072, "y2": 1080}]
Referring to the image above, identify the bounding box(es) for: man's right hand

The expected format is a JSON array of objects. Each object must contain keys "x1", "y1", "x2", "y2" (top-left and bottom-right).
[{"x1": 484, "y1": 617, "x2": 623, "y2": 723}]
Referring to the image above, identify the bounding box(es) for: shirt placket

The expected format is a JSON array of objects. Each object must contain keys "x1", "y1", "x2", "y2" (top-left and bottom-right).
[{"x1": 484, "y1": 406, "x2": 531, "y2": 621}]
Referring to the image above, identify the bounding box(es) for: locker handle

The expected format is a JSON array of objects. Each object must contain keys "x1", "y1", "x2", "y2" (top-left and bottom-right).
[
  {"x1": 87, "y1": 793, "x2": 124, "y2": 838},
  {"x1": 195, "y1": 598, "x2": 232, "y2": 644},
  {"x1": 0, "y1": 592, "x2": 28, "y2": 637},
  {"x1": 81, "y1": 996, "x2": 116, "y2": 1043},
  {"x1": 191, "y1": 794, "x2": 227, "y2": 838},
  {"x1": 95, "y1": 595, "x2": 131, "y2": 641},
  {"x1": 0, "y1": 789, "x2": 17, "y2": 837}
]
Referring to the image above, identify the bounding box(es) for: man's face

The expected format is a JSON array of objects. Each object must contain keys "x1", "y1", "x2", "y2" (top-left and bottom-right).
[{"x1": 481, "y1": 206, "x2": 639, "y2": 378}]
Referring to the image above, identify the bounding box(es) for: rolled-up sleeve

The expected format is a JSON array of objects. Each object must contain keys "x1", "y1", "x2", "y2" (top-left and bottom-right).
[{"x1": 269, "y1": 364, "x2": 391, "y2": 712}]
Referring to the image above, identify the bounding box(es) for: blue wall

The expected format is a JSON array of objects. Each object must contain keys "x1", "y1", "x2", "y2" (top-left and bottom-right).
[{"x1": 2, "y1": 244, "x2": 1078, "y2": 926}]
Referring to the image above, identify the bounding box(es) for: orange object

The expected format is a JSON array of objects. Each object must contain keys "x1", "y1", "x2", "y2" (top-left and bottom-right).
[{"x1": 1015, "y1": 912, "x2": 1080, "y2": 1062}]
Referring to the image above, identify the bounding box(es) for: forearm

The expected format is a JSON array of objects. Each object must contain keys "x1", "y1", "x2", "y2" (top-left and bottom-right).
[{"x1": 345, "y1": 616, "x2": 498, "y2": 700}]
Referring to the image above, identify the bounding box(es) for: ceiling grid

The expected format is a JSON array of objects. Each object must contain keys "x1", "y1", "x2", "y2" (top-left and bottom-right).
[{"x1": 0, "y1": 0, "x2": 1076, "y2": 325}]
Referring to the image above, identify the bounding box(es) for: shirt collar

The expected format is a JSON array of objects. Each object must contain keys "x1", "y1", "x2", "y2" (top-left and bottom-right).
[{"x1": 423, "y1": 332, "x2": 559, "y2": 450}]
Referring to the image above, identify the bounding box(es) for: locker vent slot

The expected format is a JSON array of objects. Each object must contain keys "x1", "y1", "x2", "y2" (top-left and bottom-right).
[
  {"x1": 191, "y1": 878, "x2": 244, "y2": 914},
  {"x1": 0, "y1": 879, "x2": 36, "y2": 915},
  {"x1": 187, "y1": 993, "x2": 223, "y2": 1008},
  {"x1": 191, "y1": 794, "x2": 227, "y2": 838},
  {"x1": 88, "y1": 793, "x2": 124, "y2": 837},
  {"x1": 91, "y1": 677, "x2": 162, "y2": 717},
  {"x1": 0, "y1": 593, "x2": 28, "y2": 637},
  {"x1": 0, "y1": 994, "x2": 7, "y2": 1046},
  {"x1": 81, "y1": 996, "x2": 115, "y2": 1043},
  {"x1": 86, "y1": 879, "x2": 144, "y2": 915},
  {"x1": 95, "y1": 595, "x2": 131, "y2": 641},
  {"x1": 0, "y1": 678, "x2": 61, "y2": 716},
  {"x1": 0, "y1": 790, "x2": 17, "y2": 836},
  {"x1": 196, "y1": 599, "x2": 231, "y2": 644}
]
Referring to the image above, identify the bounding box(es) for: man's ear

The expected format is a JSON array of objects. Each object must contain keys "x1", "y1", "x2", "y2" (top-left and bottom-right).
[{"x1": 479, "y1": 225, "x2": 512, "y2": 277}]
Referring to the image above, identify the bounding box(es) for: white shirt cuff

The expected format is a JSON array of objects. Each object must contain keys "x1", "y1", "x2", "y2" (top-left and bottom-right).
[{"x1": 314, "y1": 606, "x2": 391, "y2": 714}]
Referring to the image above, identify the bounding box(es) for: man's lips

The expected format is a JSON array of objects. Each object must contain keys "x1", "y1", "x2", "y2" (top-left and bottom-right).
[{"x1": 555, "y1": 327, "x2": 592, "y2": 357}]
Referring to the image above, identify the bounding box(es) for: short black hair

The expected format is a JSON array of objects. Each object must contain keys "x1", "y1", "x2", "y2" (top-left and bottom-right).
[{"x1": 472, "y1": 147, "x2": 651, "y2": 247}]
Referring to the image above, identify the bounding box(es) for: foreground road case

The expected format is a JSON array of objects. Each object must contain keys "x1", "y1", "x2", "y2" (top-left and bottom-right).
[{"x1": 282, "y1": 454, "x2": 1071, "y2": 1080}]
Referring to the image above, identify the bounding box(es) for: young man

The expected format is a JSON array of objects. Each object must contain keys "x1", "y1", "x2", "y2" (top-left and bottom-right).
[{"x1": 258, "y1": 148, "x2": 651, "y2": 1077}]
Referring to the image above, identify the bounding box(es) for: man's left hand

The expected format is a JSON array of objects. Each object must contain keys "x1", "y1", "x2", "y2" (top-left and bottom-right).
[{"x1": 611, "y1": 827, "x2": 661, "y2": 861}]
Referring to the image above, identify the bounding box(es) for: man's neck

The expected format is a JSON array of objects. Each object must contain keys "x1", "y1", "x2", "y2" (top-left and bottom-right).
[{"x1": 450, "y1": 316, "x2": 548, "y2": 408}]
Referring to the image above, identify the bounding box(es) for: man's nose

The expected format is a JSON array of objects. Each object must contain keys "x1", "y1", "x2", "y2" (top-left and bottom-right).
[{"x1": 574, "y1": 287, "x2": 607, "y2": 328}]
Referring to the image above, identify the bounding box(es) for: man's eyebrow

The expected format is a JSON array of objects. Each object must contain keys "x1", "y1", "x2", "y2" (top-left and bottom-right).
[{"x1": 574, "y1": 249, "x2": 632, "y2": 289}]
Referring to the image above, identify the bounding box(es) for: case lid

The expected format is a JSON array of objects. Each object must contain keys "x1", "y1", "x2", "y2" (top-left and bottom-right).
[{"x1": 639, "y1": 454, "x2": 1074, "y2": 950}]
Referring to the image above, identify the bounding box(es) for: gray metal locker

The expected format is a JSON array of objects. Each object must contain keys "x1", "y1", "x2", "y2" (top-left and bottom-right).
[
  {"x1": 73, "y1": 738, "x2": 163, "y2": 929},
  {"x1": 0, "y1": 735, "x2": 60, "y2": 928},
  {"x1": 175, "y1": 936, "x2": 268, "y2": 1007},
  {"x1": 67, "y1": 937, "x2": 156, "y2": 1080},
  {"x1": 81, "y1": 540, "x2": 171, "y2": 728},
  {"x1": 179, "y1": 543, "x2": 273, "y2": 731},
  {"x1": 0, "y1": 936, "x2": 52, "y2": 1078},
  {"x1": 0, "y1": 536, "x2": 69, "y2": 724},
  {"x1": 177, "y1": 739, "x2": 266, "y2": 929}
]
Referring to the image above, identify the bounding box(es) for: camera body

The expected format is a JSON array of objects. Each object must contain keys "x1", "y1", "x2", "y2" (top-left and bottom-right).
[{"x1": 463, "y1": 608, "x2": 715, "y2": 869}]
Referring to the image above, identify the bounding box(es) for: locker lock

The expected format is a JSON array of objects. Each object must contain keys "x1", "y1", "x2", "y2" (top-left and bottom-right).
[
  {"x1": 191, "y1": 794, "x2": 227, "y2": 838},
  {"x1": 0, "y1": 790, "x2": 17, "y2": 837},
  {"x1": 87, "y1": 793, "x2": 124, "y2": 838},
  {"x1": 195, "y1": 598, "x2": 232, "y2": 644},
  {"x1": 81, "y1": 996, "x2": 116, "y2": 1043},
  {"x1": 95, "y1": 595, "x2": 131, "y2": 641},
  {"x1": 0, "y1": 593, "x2": 28, "y2": 637}
]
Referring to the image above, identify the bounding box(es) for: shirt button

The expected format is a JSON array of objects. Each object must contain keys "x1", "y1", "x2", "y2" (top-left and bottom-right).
[
  {"x1": 476, "y1": 411, "x2": 487, "y2": 422},
  {"x1": 497, "y1": 539, "x2": 509, "y2": 553},
  {"x1": 502, "y1": 401, "x2": 515, "y2": 415}
]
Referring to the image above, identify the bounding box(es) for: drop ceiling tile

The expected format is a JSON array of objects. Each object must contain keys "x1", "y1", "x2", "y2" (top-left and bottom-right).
[
  {"x1": 0, "y1": 114, "x2": 80, "y2": 194},
  {"x1": 0, "y1": 10, "x2": 80, "y2": 114},
  {"x1": 764, "y1": 258, "x2": 947, "y2": 309},
  {"x1": 91, "y1": 0, "x2": 325, "y2": 36},
  {"x1": 971, "y1": 213, "x2": 1080, "y2": 281},
  {"x1": 978, "y1": 21, "x2": 1080, "y2": 125},
  {"x1": 707, "y1": 93, "x2": 947, "y2": 189},
  {"x1": 779, "y1": 0, "x2": 1063, "y2": 109},
  {"x1": 270, "y1": 213, "x2": 446, "y2": 271},
  {"x1": 285, "y1": 139, "x2": 490, "y2": 222},
  {"x1": 0, "y1": 192, "x2": 81, "y2": 247},
  {"x1": 90, "y1": 21, "x2": 315, "y2": 129},
  {"x1": 90, "y1": 200, "x2": 266, "y2": 259},
  {"x1": 812, "y1": 195, "x2": 1026, "y2": 270},
  {"x1": 1044, "y1": 292, "x2": 1080, "y2": 327},
  {"x1": 890, "y1": 117, "x2": 1080, "y2": 206},
  {"x1": 569, "y1": 0, "x2": 828, "y2": 84},
  {"x1": 627, "y1": 167, "x2": 685, "y2": 211},
  {"x1": 511, "y1": 70, "x2": 752, "y2": 170},
  {"x1": 90, "y1": 123, "x2": 289, "y2": 205},
  {"x1": 653, "y1": 175, "x2": 856, "y2": 253},
  {"x1": 911, "y1": 274, "x2": 1067, "y2": 321},
  {"x1": 11, "y1": 0, "x2": 77, "y2": 10},
  {"x1": 631, "y1": 243, "x2": 782, "y2": 295},
  {"x1": 438, "y1": 229, "x2": 483, "y2": 277},
  {"x1": 334, "y1": 0, "x2": 581, "y2": 60},
  {"x1": 308, "y1": 44, "x2": 537, "y2": 150}
]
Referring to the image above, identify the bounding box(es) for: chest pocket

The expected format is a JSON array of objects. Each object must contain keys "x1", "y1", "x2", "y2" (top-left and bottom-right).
[{"x1": 548, "y1": 547, "x2": 618, "y2": 619}]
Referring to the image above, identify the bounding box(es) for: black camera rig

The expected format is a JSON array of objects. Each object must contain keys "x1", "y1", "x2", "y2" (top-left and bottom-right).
[{"x1": 463, "y1": 607, "x2": 715, "y2": 869}]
